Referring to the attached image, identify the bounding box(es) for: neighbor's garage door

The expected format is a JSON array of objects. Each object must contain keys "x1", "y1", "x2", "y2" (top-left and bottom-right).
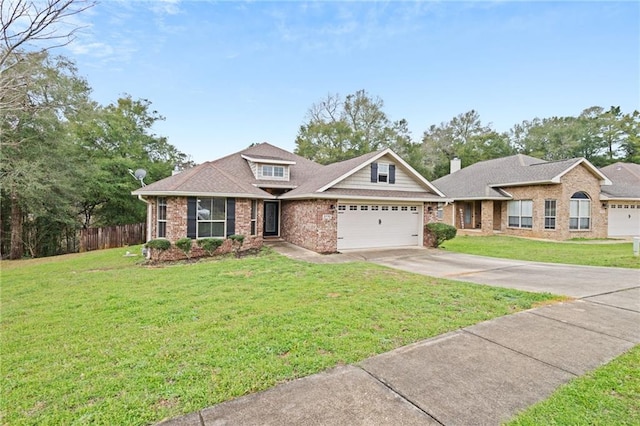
[
  {"x1": 337, "y1": 203, "x2": 421, "y2": 250},
  {"x1": 608, "y1": 203, "x2": 640, "y2": 237}
]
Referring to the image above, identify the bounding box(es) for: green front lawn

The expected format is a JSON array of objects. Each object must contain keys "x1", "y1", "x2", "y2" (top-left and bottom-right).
[
  {"x1": 1, "y1": 247, "x2": 558, "y2": 425},
  {"x1": 507, "y1": 345, "x2": 640, "y2": 425},
  {"x1": 442, "y1": 235, "x2": 640, "y2": 268}
]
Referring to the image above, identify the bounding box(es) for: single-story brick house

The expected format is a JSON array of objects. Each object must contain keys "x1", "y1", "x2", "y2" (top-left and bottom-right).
[
  {"x1": 600, "y1": 162, "x2": 640, "y2": 237},
  {"x1": 431, "y1": 154, "x2": 613, "y2": 240},
  {"x1": 132, "y1": 143, "x2": 448, "y2": 258}
]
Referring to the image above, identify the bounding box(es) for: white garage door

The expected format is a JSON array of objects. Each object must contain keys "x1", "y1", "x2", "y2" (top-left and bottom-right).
[
  {"x1": 337, "y1": 203, "x2": 422, "y2": 250},
  {"x1": 608, "y1": 203, "x2": 640, "y2": 237}
]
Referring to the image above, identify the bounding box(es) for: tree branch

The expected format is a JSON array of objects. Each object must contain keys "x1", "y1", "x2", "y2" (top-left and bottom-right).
[{"x1": 0, "y1": 0, "x2": 95, "y2": 71}]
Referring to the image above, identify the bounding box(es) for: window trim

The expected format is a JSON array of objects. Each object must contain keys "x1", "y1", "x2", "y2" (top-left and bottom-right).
[
  {"x1": 544, "y1": 199, "x2": 556, "y2": 230},
  {"x1": 569, "y1": 191, "x2": 591, "y2": 231},
  {"x1": 377, "y1": 163, "x2": 389, "y2": 183},
  {"x1": 196, "y1": 197, "x2": 226, "y2": 238},
  {"x1": 261, "y1": 164, "x2": 286, "y2": 179},
  {"x1": 157, "y1": 197, "x2": 167, "y2": 238},
  {"x1": 250, "y1": 200, "x2": 257, "y2": 236},
  {"x1": 507, "y1": 200, "x2": 533, "y2": 229}
]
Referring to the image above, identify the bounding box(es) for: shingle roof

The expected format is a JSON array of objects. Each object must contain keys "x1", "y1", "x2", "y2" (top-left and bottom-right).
[
  {"x1": 433, "y1": 154, "x2": 607, "y2": 199},
  {"x1": 133, "y1": 143, "x2": 446, "y2": 201},
  {"x1": 133, "y1": 143, "x2": 322, "y2": 198},
  {"x1": 281, "y1": 150, "x2": 383, "y2": 198},
  {"x1": 600, "y1": 163, "x2": 640, "y2": 199}
]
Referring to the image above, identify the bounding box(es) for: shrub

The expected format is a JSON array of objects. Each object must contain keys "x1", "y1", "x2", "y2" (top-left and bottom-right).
[
  {"x1": 175, "y1": 237, "x2": 193, "y2": 258},
  {"x1": 197, "y1": 238, "x2": 223, "y2": 256},
  {"x1": 144, "y1": 239, "x2": 171, "y2": 261},
  {"x1": 228, "y1": 234, "x2": 245, "y2": 258},
  {"x1": 144, "y1": 239, "x2": 171, "y2": 251},
  {"x1": 228, "y1": 234, "x2": 245, "y2": 245},
  {"x1": 426, "y1": 223, "x2": 457, "y2": 248}
]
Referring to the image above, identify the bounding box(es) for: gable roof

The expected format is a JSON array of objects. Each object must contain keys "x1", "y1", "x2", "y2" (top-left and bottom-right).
[
  {"x1": 600, "y1": 162, "x2": 640, "y2": 200},
  {"x1": 133, "y1": 143, "x2": 447, "y2": 202},
  {"x1": 280, "y1": 148, "x2": 446, "y2": 200},
  {"x1": 433, "y1": 154, "x2": 611, "y2": 200}
]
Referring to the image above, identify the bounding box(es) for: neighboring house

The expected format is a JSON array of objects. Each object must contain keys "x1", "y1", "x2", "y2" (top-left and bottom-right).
[
  {"x1": 600, "y1": 162, "x2": 640, "y2": 237},
  {"x1": 432, "y1": 154, "x2": 613, "y2": 240},
  {"x1": 132, "y1": 143, "x2": 448, "y2": 258}
]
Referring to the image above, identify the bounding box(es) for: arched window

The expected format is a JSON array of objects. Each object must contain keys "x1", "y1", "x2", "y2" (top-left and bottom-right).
[{"x1": 570, "y1": 191, "x2": 590, "y2": 230}]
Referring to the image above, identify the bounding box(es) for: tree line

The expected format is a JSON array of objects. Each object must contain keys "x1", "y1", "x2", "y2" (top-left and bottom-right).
[
  {"x1": 0, "y1": 0, "x2": 191, "y2": 259},
  {"x1": 0, "y1": 50, "x2": 190, "y2": 259},
  {"x1": 294, "y1": 90, "x2": 639, "y2": 181},
  {"x1": 2, "y1": 1, "x2": 637, "y2": 259}
]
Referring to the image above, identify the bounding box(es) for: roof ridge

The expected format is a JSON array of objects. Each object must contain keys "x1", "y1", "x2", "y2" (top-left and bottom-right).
[
  {"x1": 528, "y1": 157, "x2": 580, "y2": 167},
  {"x1": 241, "y1": 142, "x2": 324, "y2": 167},
  {"x1": 620, "y1": 162, "x2": 640, "y2": 180}
]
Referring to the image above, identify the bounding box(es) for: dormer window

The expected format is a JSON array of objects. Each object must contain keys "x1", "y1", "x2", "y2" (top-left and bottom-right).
[
  {"x1": 241, "y1": 154, "x2": 295, "y2": 181},
  {"x1": 262, "y1": 165, "x2": 285, "y2": 178}
]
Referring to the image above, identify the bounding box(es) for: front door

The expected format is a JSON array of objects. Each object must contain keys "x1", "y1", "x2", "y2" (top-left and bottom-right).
[
  {"x1": 461, "y1": 202, "x2": 474, "y2": 229},
  {"x1": 263, "y1": 201, "x2": 280, "y2": 237},
  {"x1": 493, "y1": 201, "x2": 502, "y2": 231}
]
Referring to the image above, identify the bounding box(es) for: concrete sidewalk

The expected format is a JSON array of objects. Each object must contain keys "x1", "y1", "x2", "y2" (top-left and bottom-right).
[{"x1": 158, "y1": 244, "x2": 639, "y2": 426}]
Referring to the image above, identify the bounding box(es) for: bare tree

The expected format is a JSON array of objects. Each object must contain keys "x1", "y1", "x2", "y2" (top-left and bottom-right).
[
  {"x1": 1, "y1": 0, "x2": 94, "y2": 71},
  {"x1": 0, "y1": 0, "x2": 94, "y2": 112}
]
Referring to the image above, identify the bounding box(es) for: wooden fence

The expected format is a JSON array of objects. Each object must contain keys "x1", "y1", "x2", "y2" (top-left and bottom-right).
[{"x1": 79, "y1": 223, "x2": 146, "y2": 252}]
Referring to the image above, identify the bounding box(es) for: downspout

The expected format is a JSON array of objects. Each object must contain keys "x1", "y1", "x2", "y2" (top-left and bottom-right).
[
  {"x1": 137, "y1": 195, "x2": 152, "y2": 242},
  {"x1": 138, "y1": 195, "x2": 152, "y2": 259}
]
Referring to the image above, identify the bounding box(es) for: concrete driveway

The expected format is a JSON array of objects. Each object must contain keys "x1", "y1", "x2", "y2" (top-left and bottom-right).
[{"x1": 342, "y1": 247, "x2": 640, "y2": 304}]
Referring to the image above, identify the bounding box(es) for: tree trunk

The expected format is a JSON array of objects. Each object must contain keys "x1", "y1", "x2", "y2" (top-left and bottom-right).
[{"x1": 10, "y1": 191, "x2": 23, "y2": 260}]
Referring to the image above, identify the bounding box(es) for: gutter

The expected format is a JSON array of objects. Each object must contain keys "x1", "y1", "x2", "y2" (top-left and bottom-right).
[{"x1": 131, "y1": 190, "x2": 277, "y2": 199}]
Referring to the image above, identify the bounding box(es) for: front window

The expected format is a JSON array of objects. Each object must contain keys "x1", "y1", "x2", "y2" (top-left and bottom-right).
[
  {"x1": 437, "y1": 202, "x2": 444, "y2": 220},
  {"x1": 508, "y1": 200, "x2": 533, "y2": 229},
  {"x1": 250, "y1": 200, "x2": 257, "y2": 236},
  {"x1": 544, "y1": 200, "x2": 556, "y2": 230},
  {"x1": 197, "y1": 197, "x2": 226, "y2": 238},
  {"x1": 157, "y1": 197, "x2": 167, "y2": 238},
  {"x1": 570, "y1": 192, "x2": 590, "y2": 230}
]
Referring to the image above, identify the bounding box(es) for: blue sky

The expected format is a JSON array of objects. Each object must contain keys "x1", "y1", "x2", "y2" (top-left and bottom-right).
[{"x1": 62, "y1": 1, "x2": 639, "y2": 164}]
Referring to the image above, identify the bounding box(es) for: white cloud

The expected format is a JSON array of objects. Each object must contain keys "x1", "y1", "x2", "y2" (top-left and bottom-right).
[{"x1": 150, "y1": 0, "x2": 183, "y2": 16}]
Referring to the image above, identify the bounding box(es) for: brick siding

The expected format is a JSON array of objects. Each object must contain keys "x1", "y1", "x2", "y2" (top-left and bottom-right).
[
  {"x1": 280, "y1": 199, "x2": 338, "y2": 253},
  {"x1": 423, "y1": 202, "x2": 441, "y2": 247},
  {"x1": 443, "y1": 163, "x2": 608, "y2": 240},
  {"x1": 146, "y1": 197, "x2": 263, "y2": 261}
]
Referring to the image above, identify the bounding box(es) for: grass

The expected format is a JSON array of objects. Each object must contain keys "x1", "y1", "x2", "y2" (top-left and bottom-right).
[
  {"x1": 506, "y1": 345, "x2": 640, "y2": 425},
  {"x1": 1, "y1": 246, "x2": 559, "y2": 425},
  {"x1": 442, "y1": 235, "x2": 640, "y2": 269}
]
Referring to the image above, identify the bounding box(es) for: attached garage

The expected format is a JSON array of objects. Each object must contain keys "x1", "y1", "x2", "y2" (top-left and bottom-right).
[
  {"x1": 337, "y1": 203, "x2": 422, "y2": 250},
  {"x1": 608, "y1": 203, "x2": 640, "y2": 237}
]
